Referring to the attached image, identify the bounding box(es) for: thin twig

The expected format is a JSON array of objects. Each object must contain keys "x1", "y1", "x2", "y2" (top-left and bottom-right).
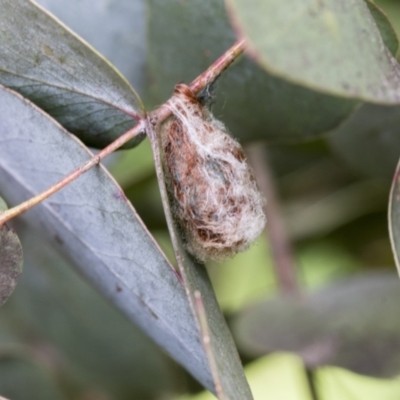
[
  {"x1": 144, "y1": 37, "x2": 247, "y2": 275},
  {"x1": 145, "y1": 40, "x2": 247, "y2": 398},
  {"x1": 147, "y1": 100, "x2": 229, "y2": 398},
  {"x1": 145, "y1": 116, "x2": 182, "y2": 261},
  {"x1": 194, "y1": 290, "x2": 226, "y2": 400},
  {"x1": 148, "y1": 105, "x2": 227, "y2": 397},
  {"x1": 246, "y1": 143, "x2": 300, "y2": 296},
  {"x1": 148, "y1": 38, "x2": 247, "y2": 125},
  {"x1": 0, "y1": 120, "x2": 146, "y2": 227},
  {"x1": 0, "y1": 38, "x2": 246, "y2": 228},
  {"x1": 190, "y1": 38, "x2": 246, "y2": 94}
]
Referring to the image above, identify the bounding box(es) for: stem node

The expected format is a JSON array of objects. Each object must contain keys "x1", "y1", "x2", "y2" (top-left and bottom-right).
[{"x1": 1, "y1": 39, "x2": 246, "y2": 225}]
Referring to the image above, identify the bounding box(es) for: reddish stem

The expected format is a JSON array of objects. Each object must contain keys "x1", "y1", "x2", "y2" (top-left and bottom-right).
[
  {"x1": 0, "y1": 120, "x2": 145, "y2": 227},
  {"x1": 247, "y1": 144, "x2": 300, "y2": 297},
  {"x1": 148, "y1": 38, "x2": 246, "y2": 124},
  {"x1": 190, "y1": 38, "x2": 246, "y2": 94},
  {"x1": 0, "y1": 39, "x2": 246, "y2": 227},
  {"x1": 194, "y1": 290, "x2": 225, "y2": 400}
]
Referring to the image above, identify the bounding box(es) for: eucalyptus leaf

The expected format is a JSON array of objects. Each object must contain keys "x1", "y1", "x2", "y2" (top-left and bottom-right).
[
  {"x1": 233, "y1": 272, "x2": 400, "y2": 377},
  {"x1": 389, "y1": 157, "x2": 400, "y2": 277},
  {"x1": 375, "y1": 1, "x2": 400, "y2": 54},
  {"x1": 0, "y1": 86, "x2": 214, "y2": 390},
  {"x1": 285, "y1": 179, "x2": 388, "y2": 241},
  {"x1": 329, "y1": 103, "x2": 400, "y2": 180},
  {"x1": 0, "y1": 197, "x2": 23, "y2": 308},
  {"x1": 316, "y1": 366, "x2": 400, "y2": 400},
  {"x1": 147, "y1": 0, "x2": 358, "y2": 144},
  {"x1": 179, "y1": 354, "x2": 314, "y2": 400},
  {"x1": 0, "y1": 222, "x2": 179, "y2": 400},
  {"x1": 367, "y1": 0, "x2": 399, "y2": 58},
  {"x1": 35, "y1": 0, "x2": 147, "y2": 95},
  {"x1": 0, "y1": 0, "x2": 143, "y2": 148},
  {"x1": 226, "y1": 0, "x2": 400, "y2": 103}
]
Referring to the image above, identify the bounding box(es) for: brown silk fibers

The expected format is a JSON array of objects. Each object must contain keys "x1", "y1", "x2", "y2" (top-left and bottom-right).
[{"x1": 161, "y1": 84, "x2": 266, "y2": 262}]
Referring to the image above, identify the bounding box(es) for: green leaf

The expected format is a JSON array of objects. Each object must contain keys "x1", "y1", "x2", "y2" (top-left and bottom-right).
[
  {"x1": 329, "y1": 103, "x2": 400, "y2": 180},
  {"x1": 0, "y1": 197, "x2": 23, "y2": 307},
  {"x1": 180, "y1": 354, "x2": 313, "y2": 400},
  {"x1": 35, "y1": 0, "x2": 147, "y2": 94},
  {"x1": 0, "y1": 222, "x2": 180, "y2": 399},
  {"x1": 286, "y1": 179, "x2": 388, "y2": 240},
  {"x1": 243, "y1": 354, "x2": 312, "y2": 400},
  {"x1": 316, "y1": 365, "x2": 400, "y2": 400},
  {"x1": 0, "y1": 0, "x2": 144, "y2": 148},
  {"x1": 147, "y1": 0, "x2": 358, "y2": 143},
  {"x1": 367, "y1": 0, "x2": 399, "y2": 57},
  {"x1": 0, "y1": 86, "x2": 213, "y2": 391},
  {"x1": 225, "y1": 0, "x2": 400, "y2": 103},
  {"x1": 375, "y1": 1, "x2": 400, "y2": 56},
  {"x1": 389, "y1": 157, "x2": 400, "y2": 276},
  {"x1": 233, "y1": 272, "x2": 400, "y2": 377}
]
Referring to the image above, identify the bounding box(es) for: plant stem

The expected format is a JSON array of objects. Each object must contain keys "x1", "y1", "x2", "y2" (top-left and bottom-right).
[
  {"x1": 0, "y1": 121, "x2": 145, "y2": 227},
  {"x1": 246, "y1": 144, "x2": 300, "y2": 297},
  {"x1": 189, "y1": 38, "x2": 246, "y2": 94},
  {"x1": 0, "y1": 39, "x2": 246, "y2": 227},
  {"x1": 148, "y1": 38, "x2": 246, "y2": 123},
  {"x1": 194, "y1": 290, "x2": 225, "y2": 400}
]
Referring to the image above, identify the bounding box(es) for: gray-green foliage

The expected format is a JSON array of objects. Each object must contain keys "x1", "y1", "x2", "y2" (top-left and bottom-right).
[
  {"x1": 0, "y1": 0, "x2": 143, "y2": 148},
  {"x1": 226, "y1": 0, "x2": 400, "y2": 102},
  {"x1": 2, "y1": 0, "x2": 400, "y2": 399}
]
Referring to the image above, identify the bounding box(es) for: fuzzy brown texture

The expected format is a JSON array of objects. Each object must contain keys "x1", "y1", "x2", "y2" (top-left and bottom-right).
[{"x1": 161, "y1": 84, "x2": 266, "y2": 262}]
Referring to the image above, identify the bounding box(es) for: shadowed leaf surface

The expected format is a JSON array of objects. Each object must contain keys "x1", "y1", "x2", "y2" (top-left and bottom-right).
[
  {"x1": 0, "y1": 86, "x2": 214, "y2": 390},
  {"x1": 285, "y1": 179, "x2": 388, "y2": 241},
  {"x1": 0, "y1": 0, "x2": 144, "y2": 148},
  {"x1": 376, "y1": 1, "x2": 400, "y2": 54},
  {"x1": 233, "y1": 272, "x2": 400, "y2": 377},
  {"x1": 0, "y1": 222, "x2": 180, "y2": 400},
  {"x1": 147, "y1": 0, "x2": 358, "y2": 143},
  {"x1": 367, "y1": 0, "x2": 399, "y2": 58},
  {"x1": 389, "y1": 157, "x2": 400, "y2": 278},
  {"x1": 329, "y1": 103, "x2": 400, "y2": 180},
  {"x1": 35, "y1": 0, "x2": 147, "y2": 95},
  {"x1": 0, "y1": 197, "x2": 23, "y2": 307},
  {"x1": 226, "y1": 0, "x2": 400, "y2": 103}
]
